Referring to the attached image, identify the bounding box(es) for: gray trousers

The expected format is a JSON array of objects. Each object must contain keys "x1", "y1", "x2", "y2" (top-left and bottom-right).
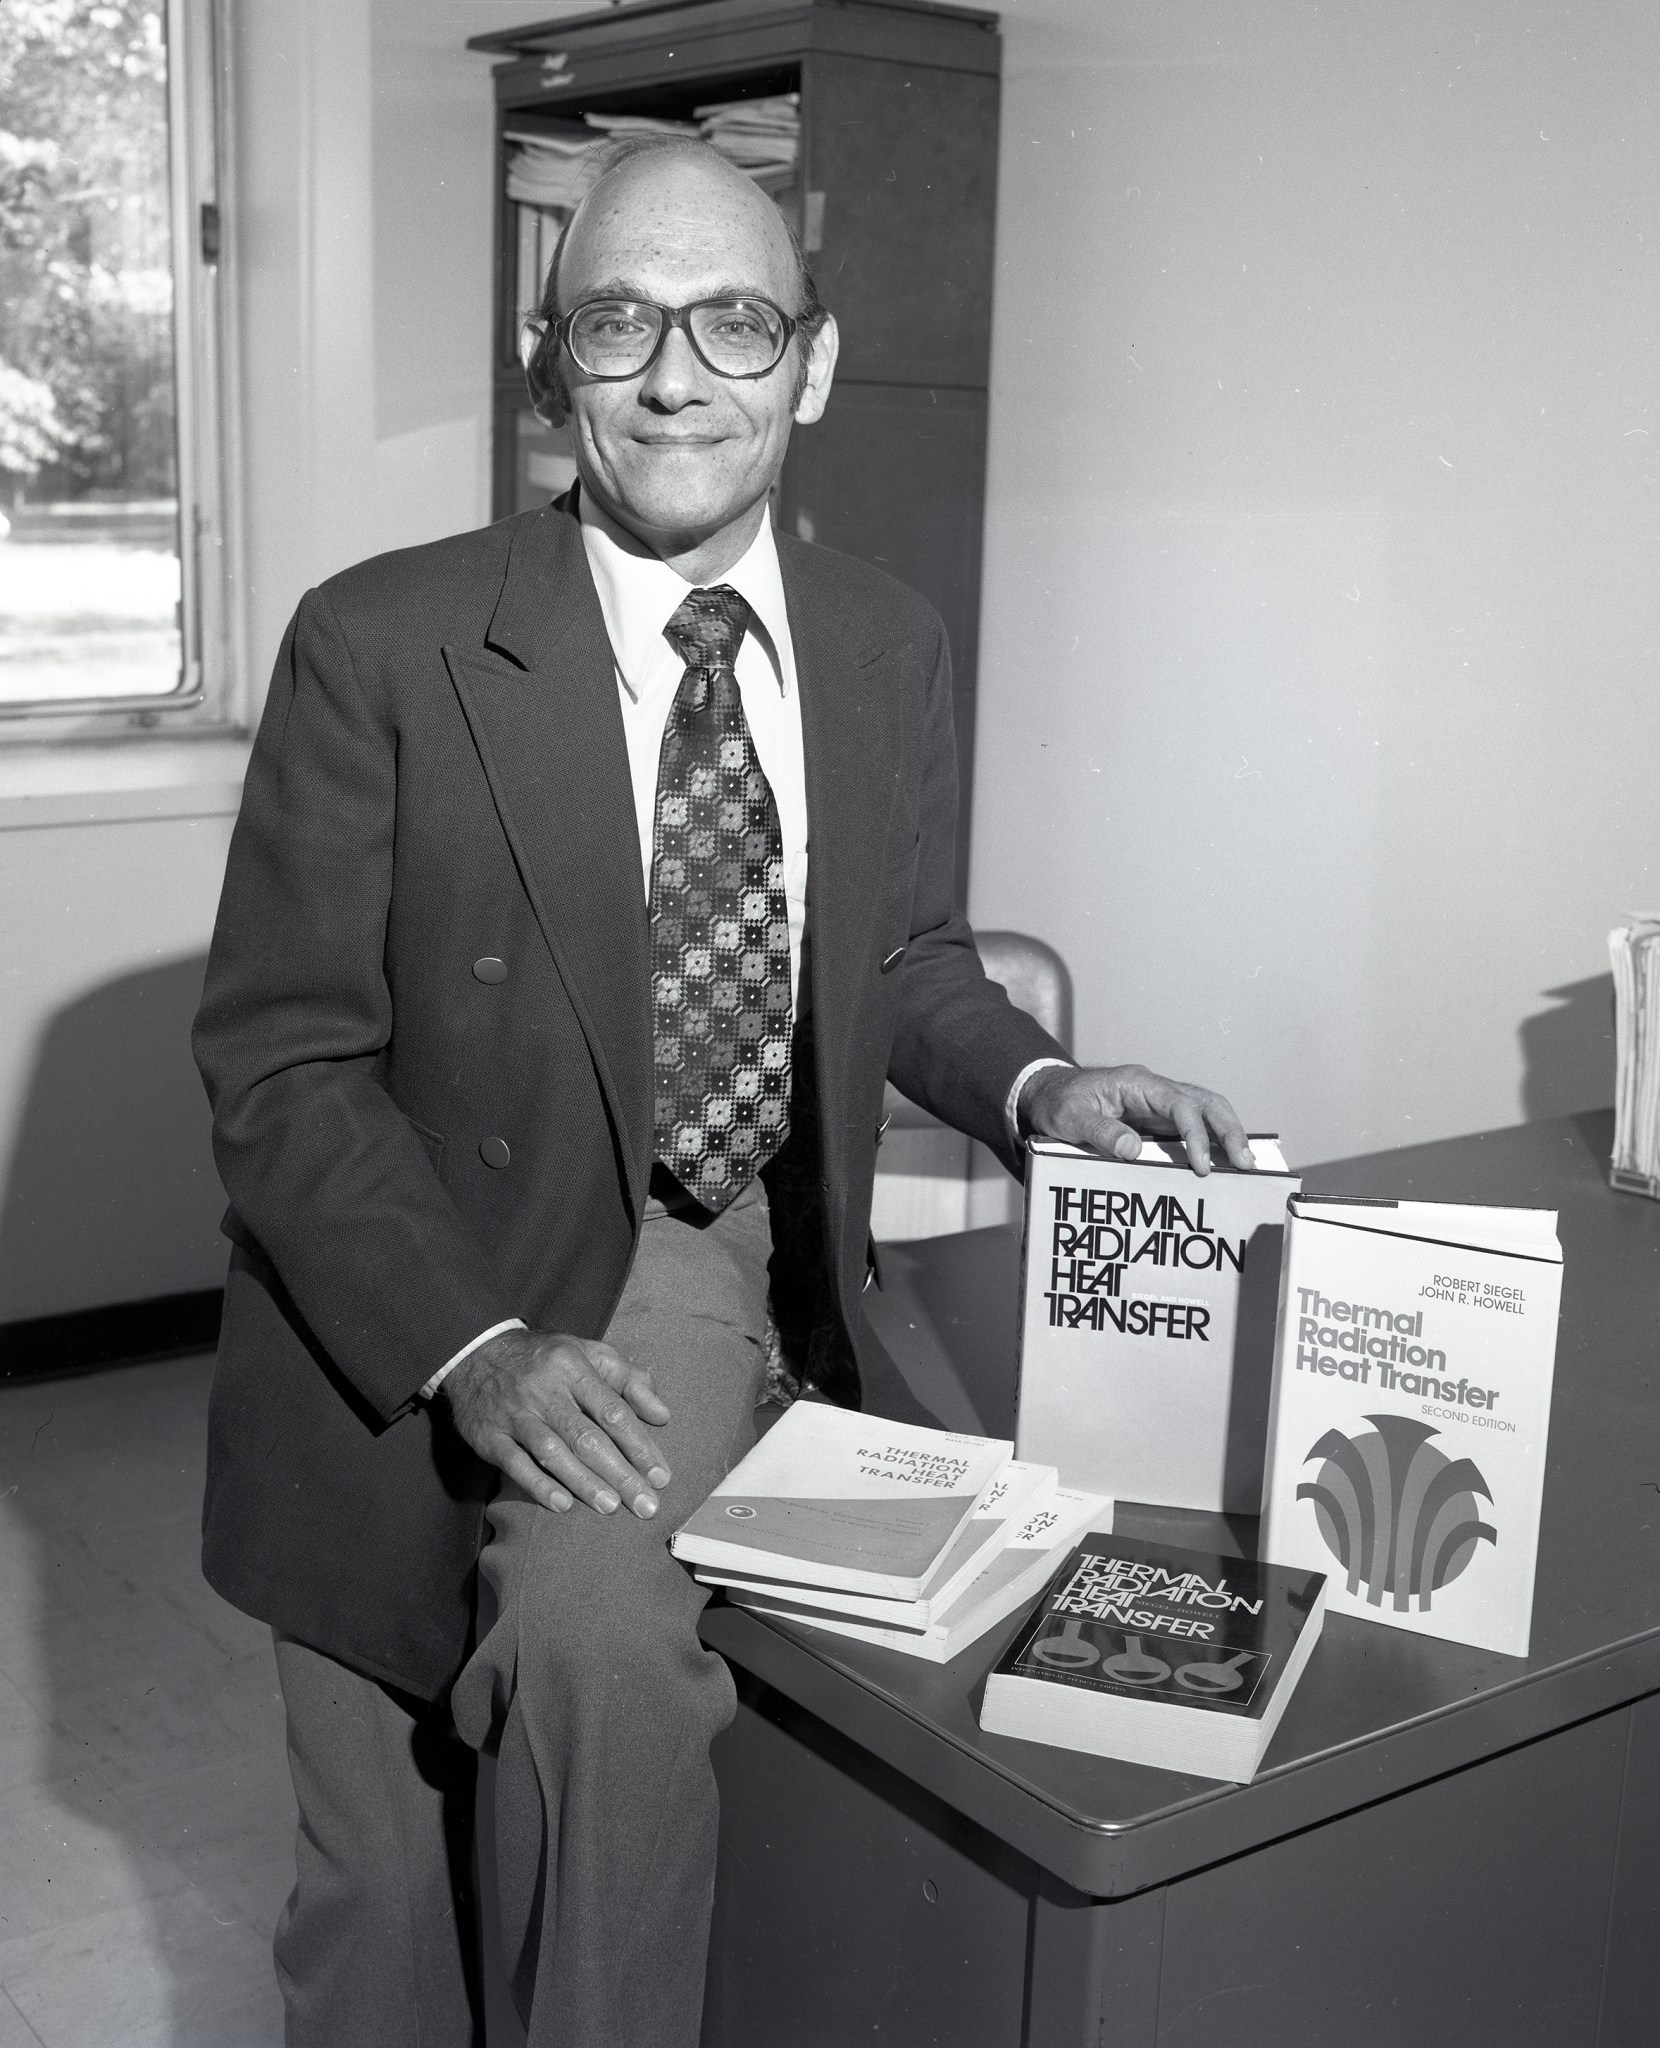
[
  {"x1": 272, "y1": 1178, "x2": 772, "y2": 2048},
  {"x1": 271, "y1": 1631, "x2": 480, "y2": 2046}
]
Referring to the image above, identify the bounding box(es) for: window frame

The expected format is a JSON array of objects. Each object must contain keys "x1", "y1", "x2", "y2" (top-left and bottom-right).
[{"x1": 0, "y1": 0, "x2": 247, "y2": 747}]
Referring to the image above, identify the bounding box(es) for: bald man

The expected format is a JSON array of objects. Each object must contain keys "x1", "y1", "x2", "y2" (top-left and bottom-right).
[{"x1": 194, "y1": 138, "x2": 1251, "y2": 2047}]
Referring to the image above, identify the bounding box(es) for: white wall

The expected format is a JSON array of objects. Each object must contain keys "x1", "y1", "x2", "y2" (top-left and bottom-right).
[
  {"x1": 238, "y1": 0, "x2": 501, "y2": 676},
  {"x1": 8, "y1": 0, "x2": 1654, "y2": 1314},
  {"x1": 970, "y1": 0, "x2": 1660, "y2": 1167},
  {"x1": 0, "y1": 0, "x2": 504, "y2": 1324}
]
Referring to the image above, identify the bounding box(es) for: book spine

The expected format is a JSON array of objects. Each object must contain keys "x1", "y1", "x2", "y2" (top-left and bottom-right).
[
  {"x1": 1011, "y1": 1142, "x2": 1042, "y2": 1447},
  {"x1": 1258, "y1": 1210, "x2": 1301, "y2": 1519},
  {"x1": 516, "y1": 204, "x2": 538, "y2": 322}
]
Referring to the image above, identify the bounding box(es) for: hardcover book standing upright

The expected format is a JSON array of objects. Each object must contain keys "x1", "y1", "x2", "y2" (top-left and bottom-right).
[
  {"x1": 1015, "y1": 1137, "x2": 1299, "y2": 1512},
  {"x1": 1260, "y1": 1197, "x2": 1563, "y2": 1658}
]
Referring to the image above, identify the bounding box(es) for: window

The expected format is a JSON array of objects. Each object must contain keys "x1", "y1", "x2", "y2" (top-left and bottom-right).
[{"x1": 0, "y1": 0, "x2": 240, "y2": 739}]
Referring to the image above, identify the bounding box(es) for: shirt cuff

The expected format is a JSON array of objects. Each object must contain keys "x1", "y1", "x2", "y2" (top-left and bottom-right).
[
  {"x1": 420, "y1": 1318, "x2": 527, "y2": 1403},
  {"x1": 1005, "y1": 1057, "x2": 1077, "y2": 1149}
]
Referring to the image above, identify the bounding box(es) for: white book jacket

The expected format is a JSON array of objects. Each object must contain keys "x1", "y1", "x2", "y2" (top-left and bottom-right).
[
  {"x1": 1259, "y1": 1200, "x2": 1563, "y2": 1658},
  {"x1": 1015, "y1": 1137, "x2": 1298, "y2": 1513}
]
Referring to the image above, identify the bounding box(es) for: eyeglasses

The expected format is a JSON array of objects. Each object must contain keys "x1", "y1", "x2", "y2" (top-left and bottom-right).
[{"x1": 540, "y1": 296, "x2": 799, "y2": 382}]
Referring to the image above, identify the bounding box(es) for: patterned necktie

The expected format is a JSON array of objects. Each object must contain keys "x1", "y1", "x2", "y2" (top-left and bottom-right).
[{"x1": 650, "y1": 585, "x2": 793, "y2": 1212}]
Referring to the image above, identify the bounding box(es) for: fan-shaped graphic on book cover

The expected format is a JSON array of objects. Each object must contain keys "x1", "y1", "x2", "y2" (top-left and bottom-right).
[{"x1": 1296, "y1": 1414, "x2": 1495, "y2": 1611}]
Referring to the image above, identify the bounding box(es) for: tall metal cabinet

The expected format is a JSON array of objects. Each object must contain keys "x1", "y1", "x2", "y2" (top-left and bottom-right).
[{"x1": 468, "y1": 0, "x2": 1002, "y2": 892}]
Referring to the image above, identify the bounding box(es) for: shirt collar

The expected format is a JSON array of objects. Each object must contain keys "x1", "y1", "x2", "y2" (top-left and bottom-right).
[{"x1": 578, "y1": 486, "x2": 791, "y2": 702}]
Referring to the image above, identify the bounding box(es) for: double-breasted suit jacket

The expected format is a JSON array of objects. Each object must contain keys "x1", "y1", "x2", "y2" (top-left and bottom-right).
[{"x1": 193, "y1": 495, "x2": 1066, "y2": 1700}]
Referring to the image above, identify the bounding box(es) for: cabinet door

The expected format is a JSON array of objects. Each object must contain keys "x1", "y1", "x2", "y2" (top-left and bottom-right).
[
  {"x1": 806, "y1": 54, "x2": 999, "y2": 388},
  {"x1": 781, "y1": 382, "x2": 987, "y2": 891}
]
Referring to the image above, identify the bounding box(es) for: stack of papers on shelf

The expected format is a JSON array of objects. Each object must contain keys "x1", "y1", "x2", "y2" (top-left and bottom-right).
[
  {"x1": 505, "y1": 125, "x2": 595, "y2": 211},
  {"x1": 582, "y1": 110, "x2": 702, "y2": 137},
  {"x1": 1610, "y1": 915, "x2": 1660, "y2": 1197},
  {"x1": 670, "y1": 1400, "x2": 1114, "y2": 1664},
  {"x1": 505, "y1": 95, "x2": 800, "y2": 225},
  {"x1": 696, "y1": 92, "x2": 800, "y2": 176}
]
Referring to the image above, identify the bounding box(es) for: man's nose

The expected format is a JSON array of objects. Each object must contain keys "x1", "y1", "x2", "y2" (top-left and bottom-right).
[{"x1": 638, "y1": 321, "x2": 711, "y2": 408}]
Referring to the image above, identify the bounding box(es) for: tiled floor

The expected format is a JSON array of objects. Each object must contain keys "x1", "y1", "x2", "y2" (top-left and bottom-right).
[{"x1": 0, "y1": 1356, "x2": 291, "y2": 2046}]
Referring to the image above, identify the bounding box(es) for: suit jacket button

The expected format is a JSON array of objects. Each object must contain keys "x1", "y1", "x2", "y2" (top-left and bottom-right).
[
  {"x1": 881, "y1": 946, "x2": 905, "y2": 973},
  {"x1": 473, "y1": 956, "x2": 508, "y2": 984},
  {"x1": 479, "y1": 1136, "x2": 511, "y2": 1170}
]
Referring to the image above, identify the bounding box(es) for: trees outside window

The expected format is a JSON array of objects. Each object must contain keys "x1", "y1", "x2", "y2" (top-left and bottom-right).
[{"x1": 0, "y1": 0, "x2": 239, "y2": 732}]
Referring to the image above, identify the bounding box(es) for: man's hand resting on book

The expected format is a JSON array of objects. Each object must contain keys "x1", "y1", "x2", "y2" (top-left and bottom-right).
[
  {"x1": 1019, "y1": 1064, "x2": 1254, "y2": 1177},
  {"x1": 441, "y1": 1328, "x2": 672, "y2": 1518}
]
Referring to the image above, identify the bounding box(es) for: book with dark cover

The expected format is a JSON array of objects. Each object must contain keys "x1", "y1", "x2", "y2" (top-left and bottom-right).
[{"x1": 978, "y1": 1533, "x2": 1326, "y2": 1781}]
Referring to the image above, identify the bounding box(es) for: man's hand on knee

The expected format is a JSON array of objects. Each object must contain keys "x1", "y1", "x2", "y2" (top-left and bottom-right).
[{"x1": 440, "y1": 1329, "x2": 672, "y2": 1518}]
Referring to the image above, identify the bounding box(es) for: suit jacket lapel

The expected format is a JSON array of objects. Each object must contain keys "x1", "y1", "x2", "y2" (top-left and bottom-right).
[
  {"x1": 781, "y1": 538, "x2": 912, "y2": 1181},
  {"x1": 445, "y1": 501, "x2": 653, "y2": 1216}
]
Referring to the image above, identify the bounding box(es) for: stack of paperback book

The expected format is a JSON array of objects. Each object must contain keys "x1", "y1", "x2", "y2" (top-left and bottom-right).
[{"x1": 669, "y1": 1403, "x2": 1110, "y2": 1664}]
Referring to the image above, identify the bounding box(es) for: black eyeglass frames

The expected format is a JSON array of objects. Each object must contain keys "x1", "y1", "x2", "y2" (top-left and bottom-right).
[{"x1": 527, "y1": 296, "x2": 800, "y2": 383}]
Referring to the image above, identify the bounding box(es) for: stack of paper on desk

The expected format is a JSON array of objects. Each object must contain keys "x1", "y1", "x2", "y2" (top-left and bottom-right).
[
  {"x1": 1610, "y1": 915, "x2": 1660, "y2": 1197},
  {"x1": 670, "y1": 1402, "x2": 1017, "y2": 1601}
]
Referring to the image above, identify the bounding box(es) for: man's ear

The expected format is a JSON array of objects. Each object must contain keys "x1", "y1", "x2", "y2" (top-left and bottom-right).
[
  {"x1": 519, "y1": 318, "x2": 569, "y2": 429},
  {"x1": 793, "y1": 314, "x2": 839, "y2": 427}
]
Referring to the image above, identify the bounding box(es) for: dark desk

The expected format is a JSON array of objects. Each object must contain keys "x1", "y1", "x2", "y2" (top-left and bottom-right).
[{"x1": 700, "y1": 1112, "x2": 1660, "y2": 2048}]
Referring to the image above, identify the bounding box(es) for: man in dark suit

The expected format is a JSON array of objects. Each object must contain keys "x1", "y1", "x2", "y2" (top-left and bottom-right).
[{"x1": 194, "y1": 137, "x2": 1251, "y2": 2046}]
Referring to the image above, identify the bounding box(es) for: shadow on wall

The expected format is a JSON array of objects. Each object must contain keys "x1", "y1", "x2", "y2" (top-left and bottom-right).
[
  {"x1": 0, "y1": 954, "x2": 227, "y2": 1327},
  {"x1": 1518, "y1": 976, "x2": 1616, "y2": 1123}
]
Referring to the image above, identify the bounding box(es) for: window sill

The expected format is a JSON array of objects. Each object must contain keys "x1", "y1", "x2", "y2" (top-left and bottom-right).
[{"x1": 0, "y1": 736, "x2": 249, "y2": 831}]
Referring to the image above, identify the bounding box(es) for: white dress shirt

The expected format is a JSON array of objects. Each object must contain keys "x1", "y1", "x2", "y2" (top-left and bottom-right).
[{"x1": 423, "y1": 499, "x2": 1069, "y2": 1398}]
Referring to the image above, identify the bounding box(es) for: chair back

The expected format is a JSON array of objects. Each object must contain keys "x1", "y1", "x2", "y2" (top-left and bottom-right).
[{"x1": 974, "y1": 929, "x2": 1073, "y2": 1054}]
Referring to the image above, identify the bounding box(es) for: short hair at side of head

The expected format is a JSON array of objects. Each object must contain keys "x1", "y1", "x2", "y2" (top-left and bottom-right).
[{"x1": 524, "y1": 134, "x2": 830, "y2": 418}]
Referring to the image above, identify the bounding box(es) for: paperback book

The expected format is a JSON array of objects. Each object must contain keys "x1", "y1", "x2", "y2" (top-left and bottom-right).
[
  {"x1": 1260, "y1": 1196, "x2": 1563, "y2": 1658},
  {"x1": 1015, "y1": 1135, "x2": 1300, "y2": 1512},
  {"x1": 668, "y1": 1402, "x2": 1011, "y2": 1602},
  {"x1": 694, "y1": 1459, "x2": 1057, "y2": 1625},
  {"x1": 978, "y1": 1533, "x2": 1327, "y2": 1781},
  {"x1": 720, "y1": 1484, "x2": 1112, "y2": 1664}
]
